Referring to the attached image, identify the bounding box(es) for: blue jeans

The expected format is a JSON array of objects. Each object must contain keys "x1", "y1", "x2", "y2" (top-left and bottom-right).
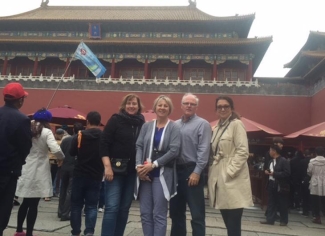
[
  {"x1": 169, "y1": 165, "x2": 205, "y2": 236},
  {"x1": 98, "y1": 181, "x2": 105, "y2": 209},
  {"x1": 70, "y1": 176, "x2": 101, "y2": 236},
  {"x1": 101, "y1": 172, "x2": 136, "y2": 236}
]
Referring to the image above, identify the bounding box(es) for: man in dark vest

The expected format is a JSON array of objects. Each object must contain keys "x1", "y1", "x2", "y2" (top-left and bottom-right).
[
  {"x1": 261, "y1": 144, "x2": 291, "y2": 226},
  {"x1": 0, "y1": 83, "x2": 32, "y2": 236}
]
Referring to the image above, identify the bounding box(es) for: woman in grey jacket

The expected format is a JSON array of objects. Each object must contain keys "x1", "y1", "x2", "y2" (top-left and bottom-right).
[{"x1": 135, "y1": 95, "x2": 180, "y2": 236}]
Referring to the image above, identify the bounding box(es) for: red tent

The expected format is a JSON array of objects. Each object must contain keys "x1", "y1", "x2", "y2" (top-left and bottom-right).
[
  {"x1": 142, "y1": 110, "x2": 156, "y2": 122},
  {"x1": 28, "y1": 105, "x2": 87, "y2": 126},
  {"x1": 210, "y1": 117, "x2": 282, "y2": 138},
  {"x1": 285, "y1": 121, "x2": 325, "y2": 138}
]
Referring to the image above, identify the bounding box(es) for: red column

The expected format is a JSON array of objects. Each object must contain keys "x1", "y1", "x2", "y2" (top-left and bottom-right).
[
  {"x1": 1, "y1": 56, "x2": 8, "y2": 75},
  {"x1": 32, "y1": 57, "x2": 39, "y2": 76},
  {"x1": 144, "y1": 59, "x2": 149, "y2": 79},
  {"x1": 64, "y1": 58, "x2": 70, "y2": 77},
  {"x1": 178, "y1": 60, "x2": 182, "y2": 80},
  {"x1": 246, "y1": 60, "x2": 253, "y2": 81},
  {"x1": 213, "y1": 60, "x2": 217, "y2": 80},
  {"x1": 111, "y1": 59, "x2": 115, "y2": 78}
]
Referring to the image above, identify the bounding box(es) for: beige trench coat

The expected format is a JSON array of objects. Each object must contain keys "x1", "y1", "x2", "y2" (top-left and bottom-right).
[{"x1": 208, "y1": 118, "x2": 253, "y2": 209}]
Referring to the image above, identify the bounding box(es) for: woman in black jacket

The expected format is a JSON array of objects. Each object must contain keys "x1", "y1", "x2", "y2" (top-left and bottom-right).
[{"x1": 100, "y1": 94, "x2": 145, "y2": 236}]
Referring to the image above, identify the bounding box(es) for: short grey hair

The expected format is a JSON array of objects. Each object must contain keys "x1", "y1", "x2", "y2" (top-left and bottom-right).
[
  {"x1": 181, "y1": 93, "x2": 199, "y2": 105},
  {"x1": 153, "y1": 95, "x2": 174, "y2": 115}
]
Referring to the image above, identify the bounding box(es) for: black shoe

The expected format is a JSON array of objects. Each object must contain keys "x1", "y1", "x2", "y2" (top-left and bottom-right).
[
  {"x1": 260, "y1": 221, "x2": 274, "y2": 225},
  {"x1": 60, "y1": 217, "x2": 70, "y2": 221}
]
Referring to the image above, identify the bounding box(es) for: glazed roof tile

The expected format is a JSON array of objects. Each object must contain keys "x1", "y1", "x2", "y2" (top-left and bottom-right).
[{"x1": 0, "y1": 5, "x2": 255, "y2": 22}]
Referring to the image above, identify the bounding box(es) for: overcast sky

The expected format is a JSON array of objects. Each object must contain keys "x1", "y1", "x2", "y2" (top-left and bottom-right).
[{"x1": 0, "y1": 0, "x2": 324, "y2": 77}]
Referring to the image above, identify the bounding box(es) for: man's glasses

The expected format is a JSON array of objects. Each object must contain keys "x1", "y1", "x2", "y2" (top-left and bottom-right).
[
  {"x1": 182, "y1": 102, "x2": 197, "y2": 107},
  {"x1": 216, "y1": 105, "x2": 230, "y2": 110}
]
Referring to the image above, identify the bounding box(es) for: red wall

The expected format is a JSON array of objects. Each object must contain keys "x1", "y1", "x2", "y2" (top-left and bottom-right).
[
  {"x1": 0, "y1": 88, "x2": 311, "y2": 134},
  {"x1": 311, "y1": 87, "x2": 325, "y2": 125}
]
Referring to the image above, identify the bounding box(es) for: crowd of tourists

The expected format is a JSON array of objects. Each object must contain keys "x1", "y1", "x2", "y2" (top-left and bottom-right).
[{"x1": 0, "y1": 82, "x2": 324, "y2": 236}]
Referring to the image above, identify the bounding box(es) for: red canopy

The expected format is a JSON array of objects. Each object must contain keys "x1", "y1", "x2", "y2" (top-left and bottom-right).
[
  {"x1": 28, "y1": 106, "x2": 87, "y2": 126},
  {"x1": 285, "y1": 121, "x2": 325, "y2": 138},
  {"x1": 210, "y1": 117, "x2": 282, "y2": 137}
]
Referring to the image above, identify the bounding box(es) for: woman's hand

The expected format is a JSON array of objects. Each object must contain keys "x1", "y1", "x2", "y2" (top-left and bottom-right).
[
  {"x1": 104, "y1": 165, "x2": 114, "y2": 181},
  {"x1": 137, "y1": 162, "x2": 153, "y2": 181}
]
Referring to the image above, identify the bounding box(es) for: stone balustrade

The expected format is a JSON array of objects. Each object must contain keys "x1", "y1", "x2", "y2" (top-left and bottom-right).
[{"x1": 0, "y1": 73, "x2": 312, "y2": 96}]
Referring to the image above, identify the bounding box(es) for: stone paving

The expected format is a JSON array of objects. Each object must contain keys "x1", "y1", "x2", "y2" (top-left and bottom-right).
[{"x1": 4, "y1": 197, "x2": 325, "y2": 236}]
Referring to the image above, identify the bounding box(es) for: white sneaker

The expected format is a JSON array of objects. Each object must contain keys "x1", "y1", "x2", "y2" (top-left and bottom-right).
[{"x1": 98, "y1": 208, "x2": 103, "y2": 213}]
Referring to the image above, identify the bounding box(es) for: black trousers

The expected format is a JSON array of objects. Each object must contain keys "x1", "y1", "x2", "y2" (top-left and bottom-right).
[
  {"x1": 311, "y1": 194, "x2": 325, "y2": 218},
  {"x1": 58, "y1": 170, "x2": 73, "y2": 219},
  {"x1": 0, "y1": 175, "x2": 18, "y2": 236},
  {"x1": 220, "y1": 208, "x2": 244, "y2": 236},
  {"x1": 266, "y1": 181, "x2": 288, "y2": 224},
  {"x1": 301, "y1": 180, "x2": 310, "y2": 214}
]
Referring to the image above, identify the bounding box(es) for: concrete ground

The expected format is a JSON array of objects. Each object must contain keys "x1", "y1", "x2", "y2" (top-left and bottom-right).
[{"x1": 4, "y1": 197, "x2": 325, "y2": 236}]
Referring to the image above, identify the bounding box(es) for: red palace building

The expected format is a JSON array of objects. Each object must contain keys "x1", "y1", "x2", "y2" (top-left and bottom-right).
[{"x1": 1, "y1": 1, "x2": 325, "y2": 139}]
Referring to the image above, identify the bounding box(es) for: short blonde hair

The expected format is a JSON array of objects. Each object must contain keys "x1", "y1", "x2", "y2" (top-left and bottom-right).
[
  {"x1": 152, "y1": 95, "x2": 174, "y2": 115},
  {"x1": 119, "y1": 94, "x2": 144, "y2": 114}
]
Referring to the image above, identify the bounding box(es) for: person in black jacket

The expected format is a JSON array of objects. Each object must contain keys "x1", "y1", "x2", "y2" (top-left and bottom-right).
[
  {"x1": 100, "y1": 94, "x2": 144, "y2": 236},
  {"x1": 301, "y1": 149, "x2": 312, "y2": 216},
  {"x1": 289, "y1": 150, "x2": 304, "y2": 209},
  {"x1": 58, "y1": 122, "x2": 84, "y2": 221},
  {"x1": 0, "y1": 82, "x2": 32, "y2": 236},
  {"x1": 261, "y1": 144, "x2": 291, "y2": 226},
  {"x1": 69, "y1": 111, "x2": 103, "y2": 236}
]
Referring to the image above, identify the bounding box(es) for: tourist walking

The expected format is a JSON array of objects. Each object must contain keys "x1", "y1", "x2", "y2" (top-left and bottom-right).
[
  {"x1": 307, "y1": 146, "x2": 325, "y2": 224},
  {"x1": 0, "y1": 83, "x2": 32, "y2": 236},
  {"x1": 14, "y1": 108, "x2": 64, "y2": 236},
  {"x1": 69, "y1": 111, "x2": 103, "y2": 236},
  {"x1": 261, "y1": 145, "x2": 291, "y2": 226}
]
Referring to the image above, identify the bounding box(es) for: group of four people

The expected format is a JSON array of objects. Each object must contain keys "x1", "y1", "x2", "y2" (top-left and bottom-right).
[{"x1": 0, "y1": 82, "x2": 254, "y2": 236}]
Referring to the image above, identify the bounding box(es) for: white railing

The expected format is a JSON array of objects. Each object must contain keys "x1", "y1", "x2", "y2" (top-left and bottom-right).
[{"x1": 0, "y1": 73, "x2": 259, "y2": 88}]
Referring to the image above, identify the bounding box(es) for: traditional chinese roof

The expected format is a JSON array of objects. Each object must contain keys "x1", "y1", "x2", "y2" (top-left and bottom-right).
[
  {"x1": 0, "y1": 36, "x2": 271, "y2": 46},
  {"x1": 284, "y1": 31, "x2": 325, "y2": 68},
  {"x1": 285, "y1": 53, "x2": 325, "y2": 77},
  {"x1": 1, "y1": 5, "x2": 254, "y2": 22},
  {"x1": 0, "y1": 5, "x2": 255, "y2": 38}
]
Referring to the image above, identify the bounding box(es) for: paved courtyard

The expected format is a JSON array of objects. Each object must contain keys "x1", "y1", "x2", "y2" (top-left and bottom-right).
[{"x1": 4, "y1": 197, "x2": 325, "y2": 236}]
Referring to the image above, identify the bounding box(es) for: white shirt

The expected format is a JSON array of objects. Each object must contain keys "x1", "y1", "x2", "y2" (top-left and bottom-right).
[{"x1": 269, "y1": 159, "x2": 276, "y2": 181}]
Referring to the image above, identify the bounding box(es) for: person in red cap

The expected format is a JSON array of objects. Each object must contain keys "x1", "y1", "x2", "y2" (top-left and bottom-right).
[{"x1": 0, "y1": 82, "x2": 32, "y2": 236}]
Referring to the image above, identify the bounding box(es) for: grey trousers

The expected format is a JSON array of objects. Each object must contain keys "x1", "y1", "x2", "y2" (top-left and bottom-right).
[{"x1": 139, "y1": 177, "x2": 168, "y2": 236}]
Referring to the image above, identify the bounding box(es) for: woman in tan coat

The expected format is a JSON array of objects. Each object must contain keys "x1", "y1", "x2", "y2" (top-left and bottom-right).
[{"x1": 208, "y1": 96, "x2": 253, "y2": 236}]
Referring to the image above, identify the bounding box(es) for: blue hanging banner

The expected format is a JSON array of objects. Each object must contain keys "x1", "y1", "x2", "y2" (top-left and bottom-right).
[{"x1": 89, "y1": 23, "x2": 101, "y2": 39}]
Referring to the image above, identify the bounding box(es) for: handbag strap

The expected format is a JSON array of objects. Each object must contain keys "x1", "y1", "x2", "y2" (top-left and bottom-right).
[{"x1": 212, "y1": 121, "x2": 231, "y2": 155}]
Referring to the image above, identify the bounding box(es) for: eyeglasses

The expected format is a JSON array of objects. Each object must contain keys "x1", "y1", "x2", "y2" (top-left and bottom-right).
[
  {"x1": 216, "y1": 105, "x2": 230, "y2": 110},
  {"x1": 182, "y1": 102, "x2": 197, "y2": 107}
]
